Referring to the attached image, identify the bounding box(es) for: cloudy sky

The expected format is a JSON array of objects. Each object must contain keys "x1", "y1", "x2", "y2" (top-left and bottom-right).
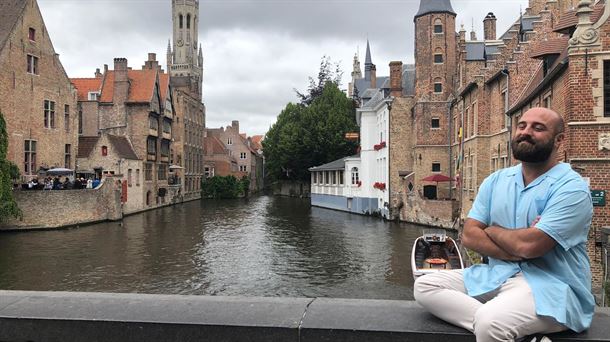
[{"x1": 38, "y1": 0, "x2": 529, "y2": 136}]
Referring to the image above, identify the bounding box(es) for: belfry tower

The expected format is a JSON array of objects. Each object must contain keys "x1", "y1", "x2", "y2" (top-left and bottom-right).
[{"x1": 168, "y1": 0, "x2": 204, "y2": 100}]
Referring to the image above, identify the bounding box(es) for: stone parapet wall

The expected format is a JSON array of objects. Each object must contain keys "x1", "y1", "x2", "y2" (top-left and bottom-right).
[
  {"x1": 0, "y1": 291, "x2": 608, "y2": 342},
  {"x1": 398, "y1": 192, "x2": 458, "y2": 229},
  {"x1": 1, "y1": 177, "x2": 121, "y2": 230}
]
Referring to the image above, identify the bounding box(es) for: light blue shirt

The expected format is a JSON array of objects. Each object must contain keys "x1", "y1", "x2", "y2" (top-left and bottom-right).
[{"x1": 465, "y1": 163, "x2": 594, "y2": 332}]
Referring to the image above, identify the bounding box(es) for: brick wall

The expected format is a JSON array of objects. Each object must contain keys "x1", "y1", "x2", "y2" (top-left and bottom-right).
[{"x1": 1, "y1": 176, "x2": 122, "y2": 230}]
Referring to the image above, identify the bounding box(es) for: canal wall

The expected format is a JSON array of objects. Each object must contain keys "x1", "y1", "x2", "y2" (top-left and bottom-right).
[
  {"x1": 272, "y1": 181, "x2": 310, "y2": 198},
  {"x1": 0, "y1": 291, "x2": 608, "y2": 342},
  {"x1": 0, "y1": 177, "x2": 122, "y2": 230},
  {"x1": 393, "y1": 191, "x2": 458, "y2": 229}
]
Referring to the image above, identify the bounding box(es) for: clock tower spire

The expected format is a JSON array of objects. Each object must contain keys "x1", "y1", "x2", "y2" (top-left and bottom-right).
[{"x1": 169, "y1": 0, "x2": 203, "y2": 100}]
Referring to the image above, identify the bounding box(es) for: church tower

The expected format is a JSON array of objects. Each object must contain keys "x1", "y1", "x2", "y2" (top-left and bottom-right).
[
  {"x1": 414, "y1": 0, "x2": 457, "y2": 100},
  {"x1": 168, "y1": 0, "x2": 203, "y2": 100}
]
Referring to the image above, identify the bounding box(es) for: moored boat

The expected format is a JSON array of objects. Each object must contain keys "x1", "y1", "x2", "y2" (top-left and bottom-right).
[{"x1": 411, "y1": 231, "x2": 464, "y2": 279}]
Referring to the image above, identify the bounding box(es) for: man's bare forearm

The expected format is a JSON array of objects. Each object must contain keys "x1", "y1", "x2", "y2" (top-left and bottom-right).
[
  {"x1": 462, "y1": 222, "x2": 521, "y2": 261},
  {"x1": 485, "y1": 225, "x2": 555, "y2": 259}
]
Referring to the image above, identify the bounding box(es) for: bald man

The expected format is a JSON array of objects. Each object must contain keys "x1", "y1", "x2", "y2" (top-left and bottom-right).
[{"x1": 414, "y1": 108, "x2": 594, "y2": 342}]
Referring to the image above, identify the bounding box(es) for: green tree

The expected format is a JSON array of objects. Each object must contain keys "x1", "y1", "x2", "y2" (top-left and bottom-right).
[
  {"x1": 264, "y1": 58, "x2": 358, "y2": 182},
  {"x1": 201, "y1": 175, "x2": 250, "y2": 199},
  {"x1": 0, "y1": 111, "x2": 21, "y2": 222}
]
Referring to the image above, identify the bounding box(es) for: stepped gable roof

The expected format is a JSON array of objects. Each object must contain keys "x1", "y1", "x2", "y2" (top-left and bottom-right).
[
  {"x1": 107, "y1": 135, "x2": 139, "y2": 160},
  {"x1": 554, "y1": 2, "x2": 605, "y2": 33},
  {"x1": 529, "y1": 37, "x2": 569, "y2": 58},
  {"x1": 71, "y1": 78, "x2": 103, "y2": 101},
  {"x1": 77, "y1": 136, "x2": 100, "y2": 158},
  {"x1": 508, "y1": 48, "x2": 568, "y2": 115},
  {"x1": 0, "y1": 0, "x2": 27, "y2": 52},
  {"x1": 414, "y1": 0, "x2": 456, "y2": 19},
  {"x1": 99, "y1": 69, "x2": 158, "y2": 103},
  {"x1": 308, "y1": 157, "x2": 347, "y2": 171}
]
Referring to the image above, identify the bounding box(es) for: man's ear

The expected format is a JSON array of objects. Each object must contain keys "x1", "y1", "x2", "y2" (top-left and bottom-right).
[{"x1": 555, "y1": 132, "x2": 565, "y2": 144}]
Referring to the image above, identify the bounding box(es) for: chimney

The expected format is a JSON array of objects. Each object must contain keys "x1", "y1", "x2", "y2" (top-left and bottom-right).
[
  {"x1": 113, "y1": 58, "x2": 129, "y2": 103},
  {"x1": 389, "y1": 61, "x2": 403, "y2": 97},
  {"x1": 94, "y1": 68, "x2": 102, "y2": 78},
  {"x1": 459, "y1": 24, "x2": 466, "y2": 43},
  {"x1": 143, "y1": 53, "x2": 159, "y2": 70},
  {"x1": 370, "y1": 64, "x2": 377, "y2": 89},
  {"x1": 483, "y1": 12, "x2": 497, "y2": 40},
  {"x1": 470, "y1": 29, "x2": 477, "y2": 41},
  {"x1": 232, "y1": 120, "x2": 239, "y2": 133}
]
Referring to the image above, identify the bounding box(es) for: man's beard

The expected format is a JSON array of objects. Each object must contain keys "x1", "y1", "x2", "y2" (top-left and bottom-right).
[{"x1": 511, "y1": 135, "x2": 554, "y2": 163}]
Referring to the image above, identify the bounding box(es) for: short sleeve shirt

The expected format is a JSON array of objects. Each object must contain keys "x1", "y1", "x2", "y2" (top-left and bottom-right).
[{"x1": 464, "y1": 163, "x2": 594, "y2": 332}]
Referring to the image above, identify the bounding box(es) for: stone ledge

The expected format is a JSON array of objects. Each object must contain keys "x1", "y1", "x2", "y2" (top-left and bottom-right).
[{"x1": 0, "y1": 290, "x2": 608, "y2": 342}]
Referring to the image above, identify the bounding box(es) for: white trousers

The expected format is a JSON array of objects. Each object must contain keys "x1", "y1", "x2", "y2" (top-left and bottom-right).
[{"x1": 413, "y1": 270, "x2": 566, "y2": 342}]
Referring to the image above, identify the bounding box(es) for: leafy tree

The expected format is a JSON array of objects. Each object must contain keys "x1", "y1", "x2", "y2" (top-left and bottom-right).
[
  {"x1": 295, "y1": 55, "x2": 343, "y2": 106},
  {"x1": 0, "y1": 111, "x2": 21, "y2": 222},
  {"x1": 264, "y1": 58, "x2": 358, "y2": 182},
  {"x1": 201, "y1": 175, "x2": 250, "y2": 199}
]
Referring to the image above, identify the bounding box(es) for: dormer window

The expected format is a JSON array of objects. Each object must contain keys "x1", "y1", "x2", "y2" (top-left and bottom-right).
[
  {"x1": 28, "y1": 28, "x2": 36, "y2": 41},
  {"x1": 87, "y1": 91, "x2": 100, "y2": 101}
]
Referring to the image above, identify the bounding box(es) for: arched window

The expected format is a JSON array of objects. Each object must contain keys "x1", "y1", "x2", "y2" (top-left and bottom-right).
[
  {"x1": 351, "y1": 167, "x2": 360, "y2": 185},
  {"x1": 434, "y1": 78, "x2": 443, "y2": 93},
  {"x1": 187, "y1": 14, "x2": 191, "y2": 29},
  {"x1": 434, "y1": 48, "x2": 444, "y2": 64},
  {"x1": 179, "y1": 14, "x2": 183, "y2": 29},
  {"x1": 434, "y1": 18, "x2": 443, "y2": 33}
]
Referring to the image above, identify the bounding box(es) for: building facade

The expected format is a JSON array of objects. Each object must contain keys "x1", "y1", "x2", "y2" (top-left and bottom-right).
[{"x1": 0, "y1": 0, "x2": 78, "y2": 180}]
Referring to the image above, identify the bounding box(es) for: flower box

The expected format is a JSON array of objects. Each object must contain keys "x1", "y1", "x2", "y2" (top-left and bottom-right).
[{"x1": 373, "y1": 141, "x2": 387, "y2": 151}]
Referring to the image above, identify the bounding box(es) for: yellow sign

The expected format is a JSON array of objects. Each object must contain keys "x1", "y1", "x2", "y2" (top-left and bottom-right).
[{"x1": 345, "y1": 133, "x2": 359, "y2": 140}]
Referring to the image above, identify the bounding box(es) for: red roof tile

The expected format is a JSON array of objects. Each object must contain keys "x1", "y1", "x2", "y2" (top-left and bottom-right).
[
  {"x1": 529, "y1": 37, "x2": 569, "y2": 58},
  {"x1": 71, "y1": 78, "x2": 102, "y2": 101},
  {"x1": 554, "y1": 2, "x2": 605, "y2": 33},
  {"x1": 99, "y1": 69, "x2": 158, "y2": 103}
]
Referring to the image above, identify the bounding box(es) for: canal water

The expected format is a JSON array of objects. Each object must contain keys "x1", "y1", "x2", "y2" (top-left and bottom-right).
[{"x1": 0, "y1": 196, "x2": 432, "y2": 300}]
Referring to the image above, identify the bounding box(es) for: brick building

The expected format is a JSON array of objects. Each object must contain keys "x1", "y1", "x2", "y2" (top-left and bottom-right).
[
  {"x1": 204, "y1": 121, "x2": 264, "y2": 192},
  {"x1": 72, "y1": 54, "x2": 177, "y2": 213},
  {"x1": 0, "y1": 0, "x2": 78, "y2": 180},
  {"x1": 167, "y1": 0, "x2": 206, "y2": 200}
]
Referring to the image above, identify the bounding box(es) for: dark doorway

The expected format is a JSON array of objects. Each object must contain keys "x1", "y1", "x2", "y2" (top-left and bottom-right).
[{"x1": 423, "y1": 185, "x2": 437, "y2": 200}]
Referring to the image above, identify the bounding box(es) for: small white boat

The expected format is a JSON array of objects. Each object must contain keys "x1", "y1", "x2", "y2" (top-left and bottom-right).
[{"x1": 411, "y1": 231, "x2": 464, "y2": 279}]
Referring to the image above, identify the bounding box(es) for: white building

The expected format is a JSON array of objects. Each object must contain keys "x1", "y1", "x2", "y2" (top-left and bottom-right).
[{"x1": 310, "y1": 89, "x2": 391, "y2": 218}]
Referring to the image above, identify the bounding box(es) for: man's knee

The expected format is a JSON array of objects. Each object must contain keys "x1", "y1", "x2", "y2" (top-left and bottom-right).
[
  {"x1": 413, "y1": 274, "x2": 438, "y2": 300},
  {"x1": 473, "y1": 305, "x2": 514, "y2": 341}
]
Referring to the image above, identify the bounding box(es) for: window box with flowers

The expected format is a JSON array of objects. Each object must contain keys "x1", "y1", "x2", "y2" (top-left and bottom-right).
[
  {"x1": 373, "y1": 182, "x2": 386, "y2": 191},
  {"x1": 373, "y1": 141, "x2": 387, "y2": 151}
]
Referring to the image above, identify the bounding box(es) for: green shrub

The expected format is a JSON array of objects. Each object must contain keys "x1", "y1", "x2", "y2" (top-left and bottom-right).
[{"x1": 201, "y1": 175, "x2": 250, "y2": 199}]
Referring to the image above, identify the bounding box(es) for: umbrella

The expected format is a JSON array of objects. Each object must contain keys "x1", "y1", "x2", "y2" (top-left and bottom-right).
[
  {"x1": 46, "y1": 167, "x2": 74, "y2": 175},
  {"x1": 421, "y1": 174, "x2": 453, "y2": 183}
]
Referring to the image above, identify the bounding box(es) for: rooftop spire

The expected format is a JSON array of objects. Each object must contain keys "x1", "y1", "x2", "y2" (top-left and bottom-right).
[{"x1": 365, "y1": 39, "x2": 372, "y2": 66}]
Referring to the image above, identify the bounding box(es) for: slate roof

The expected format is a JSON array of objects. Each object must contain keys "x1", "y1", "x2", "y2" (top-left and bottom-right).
[
  {"x1": 71, "y1": 78, "x2": 102, "y2": 101},
  {"x1": 309, "y1": 158, "x2": 347, "y2": 171},
  {"x1": 414, "y1": 0, "x2": 456, "y2": 19},
  {"x1": 0, "y1": 0, "x2": 27, "y2": 52},
  {"x1": 403, "y1": 64, "x2": 416, "y2": 96},
  {"x1": 107, "y1": 135, "x2": 139, "y2": 160},
  {"x1": 99, "y1": 69, "x2": 158, "y2": 103},
  {"x1": 466, "y1": 42, "x2": 486, "y2": 61},
  {"x1": 77, "y1": 136, "x2": 100, "y2": 158}
]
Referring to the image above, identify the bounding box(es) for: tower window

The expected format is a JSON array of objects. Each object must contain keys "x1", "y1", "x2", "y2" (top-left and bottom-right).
[
  {"x1": 603, "y1": 60, "x2": 610, "y2": 117},
  {"x1": 434, "y1": 82, "x2": 443, "y2": 93},
  {"x1": 434, "y1": 54, "x2": 443, "y2": 63},
  {"x1": 187, "y1": 14, "x2": 191, "y2": 29},
  {"x1": 431, "y1": 118, "x2": 440, "y2": 128},
  {"x1": 179, "y1": 14, "x2": 183, "y2": 29},
  {"x1": 432, "y1": 162, "x2": 441, "y2": 172},
  {"x1": 434, "y1": 19, "x2": 443, "y2": 33}
]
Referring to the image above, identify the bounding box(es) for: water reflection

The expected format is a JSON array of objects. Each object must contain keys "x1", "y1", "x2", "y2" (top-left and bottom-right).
[{"x1": 0, "y1": 196, "x2": 429, "y2": 299}]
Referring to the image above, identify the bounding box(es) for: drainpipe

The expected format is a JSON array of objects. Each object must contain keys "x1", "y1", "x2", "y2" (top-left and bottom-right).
[
  {"x1": 501, "y1": 68, "x2": 511, "y2": 165},
  {"x1": 447, "y1": 100, "x2": 453, "y2": 200}
]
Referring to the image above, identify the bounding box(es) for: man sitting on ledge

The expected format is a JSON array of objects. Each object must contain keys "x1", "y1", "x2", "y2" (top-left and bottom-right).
[{"x1": 414, "y1": 107, "x2": 595, "y2": 342}]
